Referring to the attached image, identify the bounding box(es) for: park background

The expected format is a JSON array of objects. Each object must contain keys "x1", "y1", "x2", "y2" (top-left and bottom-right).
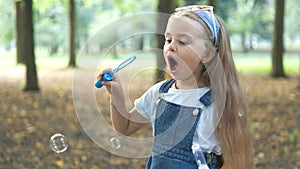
[{"x1": 0, "y1": 0, "x2": 299, "y2": 168}]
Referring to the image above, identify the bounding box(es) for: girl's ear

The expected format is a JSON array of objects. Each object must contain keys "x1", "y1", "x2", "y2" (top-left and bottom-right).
[{"x1": 201, "y1": 49, "x2": 216, "y2": 63}]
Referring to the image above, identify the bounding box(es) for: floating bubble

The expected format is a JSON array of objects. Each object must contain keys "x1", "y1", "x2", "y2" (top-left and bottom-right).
[
  {"x1": 110, "y1": 137, "x2": 121, "y2": 149},
  {"x1": 50, "y1": 133, "x2": 68, "y2": 153}
]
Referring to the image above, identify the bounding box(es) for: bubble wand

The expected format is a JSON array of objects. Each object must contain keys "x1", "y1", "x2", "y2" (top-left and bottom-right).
[
  {"x1": 192, "y1": 143, "x2": 209, "y2": 169},
  {"x1": 95, "y1": 56, "x2": 137, "y2": 88}
]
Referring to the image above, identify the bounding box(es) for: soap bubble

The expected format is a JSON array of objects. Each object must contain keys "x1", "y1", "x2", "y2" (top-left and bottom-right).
[
  {"x1": 110, "y1": 137, "x2": 121, "y2": 149},
  {"x1": 50, "y1": 133, "x2": 68, "y2": 153}
]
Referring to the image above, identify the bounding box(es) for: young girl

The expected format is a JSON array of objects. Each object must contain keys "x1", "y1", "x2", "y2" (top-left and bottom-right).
[{"x1": 98, "y1": 5, "x2": 253, "y2": 169}]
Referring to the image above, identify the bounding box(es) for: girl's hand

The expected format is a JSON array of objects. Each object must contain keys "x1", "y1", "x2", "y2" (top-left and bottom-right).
[
  {"x1": 97, "y1": 68, "x2": 114, "y2": 93},
  {"x1": 97, "y1": 68, "x2": 125, "y2": 107},
  {"x1": 97, "y1": 67, "x2": 147, "y2": 136}
]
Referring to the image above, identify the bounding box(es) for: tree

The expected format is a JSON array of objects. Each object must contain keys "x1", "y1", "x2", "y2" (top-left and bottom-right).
[
  {"x1": 215, "y1": 0, "x2": 237, "y2": 21},
  {"x1": 34, "y1": 0, "x2": 66, "y2": 55},
  {"x1": 68, "y1": 0, "x2": 76, "y2": 67},
  {"x1": 250, "y1": 0, "x2": 273, "y2": 40},
  {"x1": 155, "y1": 0, "x2": 177, "y2": 82},
  {"x1": 21, "y1": 0, "x2": 39, "y2": 91},
  {"x1": 271, "y1": 0, "x2": 285, "y2": 77},
  {"x1": 178, "y1": 0, "x2": 236, "y2": 23},
  {"x1": 0, "y1": 1, "x2": 14, "y2": 51},
  {"x1": 15, "y1": 0, "x2": 25, "y2": 64},
  {"x1": 182, "y1": 0, "x2": 202, "y2": 5},
  {"x1": 227, "y1": 0, "x2": 259, "y2": 52},
  {"x1": 207, "y1": 0, "x2": 217, "y2": 9},
  {"x1": 285, "y1": 0, "x2": 300, "y2": 47}
]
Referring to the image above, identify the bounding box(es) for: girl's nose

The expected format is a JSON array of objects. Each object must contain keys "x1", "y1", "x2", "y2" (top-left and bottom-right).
[{"x1": 167, "y1": 40, "x2": 177, "y2": 52}]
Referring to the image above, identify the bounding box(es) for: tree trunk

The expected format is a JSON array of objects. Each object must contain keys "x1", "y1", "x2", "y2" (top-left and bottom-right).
[
  {"x1": 155, "y1": 0, "x2": 176, "y2": 82},
  {"x1": 271, "y1": 0, "x2": 285, "y2": 77},
  {"x1": 23, "y1": 0, "x2": 39, "y2": 91},
  {"x1": 68, "y1": 0, "x2": 76, "y2": 67},
  {"x1": 241, "y1": 32, "x2": 249, "y2": 53},
  {"x1": 16, "y1": 0, "x2": 25, "y2": 64},
  {"x1": 136, "y1": 35, "x2": 144, "y2": 51}
]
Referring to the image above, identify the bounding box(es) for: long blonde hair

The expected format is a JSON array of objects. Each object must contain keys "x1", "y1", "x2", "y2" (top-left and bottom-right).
[{"x1": 173, "y1": 11, "x2": 253, "y2": 169}]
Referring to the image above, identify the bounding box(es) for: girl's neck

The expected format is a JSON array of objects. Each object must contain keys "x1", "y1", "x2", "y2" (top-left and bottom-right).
[{"x1": 174, "y1": 79, "x2": 207, "y2": 89}]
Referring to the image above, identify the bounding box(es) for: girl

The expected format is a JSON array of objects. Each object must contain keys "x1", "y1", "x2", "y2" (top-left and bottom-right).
[{"x1": 98, "y1": 5, "x2": 253, "y2": 169}]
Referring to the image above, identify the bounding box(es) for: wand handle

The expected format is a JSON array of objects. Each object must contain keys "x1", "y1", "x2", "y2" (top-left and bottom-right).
[{"x1": 95, "y1": 56, "x2": 136, "y2": 88}]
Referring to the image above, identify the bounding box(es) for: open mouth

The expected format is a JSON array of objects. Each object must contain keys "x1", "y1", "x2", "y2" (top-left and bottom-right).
[{"x1": 167, "y1": 57, "x2": 178, "y2": 73}]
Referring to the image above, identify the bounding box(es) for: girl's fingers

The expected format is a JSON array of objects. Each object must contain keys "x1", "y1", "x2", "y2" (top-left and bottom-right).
[{"x1": 97, "y1": 68, "x2": 113, "y2": 79}]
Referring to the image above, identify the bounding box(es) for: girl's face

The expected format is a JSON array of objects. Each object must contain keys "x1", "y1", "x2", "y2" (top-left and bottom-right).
[{"x1": 163, "y1": 15, "x2": 210, "y2": 81}]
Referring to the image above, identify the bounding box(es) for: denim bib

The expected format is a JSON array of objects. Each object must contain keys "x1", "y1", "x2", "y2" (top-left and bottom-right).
[{"x1": 145, "y1": 79, "x2": 220, "y2": 169}]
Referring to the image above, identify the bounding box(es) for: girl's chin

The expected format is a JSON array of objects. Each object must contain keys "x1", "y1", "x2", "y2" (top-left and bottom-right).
[{"x1": 169, "y1": 70, "x2": 195, "y2": 81}]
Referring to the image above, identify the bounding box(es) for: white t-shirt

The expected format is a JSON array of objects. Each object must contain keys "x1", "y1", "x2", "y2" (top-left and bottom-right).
[{"x1": 134, "y1": 81, "x2": 222, "y2": 155}]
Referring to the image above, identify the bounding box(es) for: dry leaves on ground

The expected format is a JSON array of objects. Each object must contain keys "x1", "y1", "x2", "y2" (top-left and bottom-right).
[{"x1": 0, "y1": 68, "x2": 299, "y2": 169}]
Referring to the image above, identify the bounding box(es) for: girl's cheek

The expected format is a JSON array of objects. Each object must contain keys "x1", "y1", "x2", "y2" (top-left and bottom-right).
[
  {"x1": 163, "y1": 45, "x2": 169, "y2": 56},
  {"x1": 191, "y1": 46, "x2": 206, "y2": 60}
]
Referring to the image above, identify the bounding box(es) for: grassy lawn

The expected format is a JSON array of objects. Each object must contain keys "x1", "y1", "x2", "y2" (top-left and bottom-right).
[
  {"x1": 233, "y1": 52, "x2": 299, "y2": 73},
  {"x1": 0, "y1": 50, "x2": 299, "y2": 74}
]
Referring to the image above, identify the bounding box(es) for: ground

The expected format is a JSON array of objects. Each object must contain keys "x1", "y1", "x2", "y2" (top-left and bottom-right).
[{"x1": 0, "y1": 67, "x2": 299, "y2": 169}]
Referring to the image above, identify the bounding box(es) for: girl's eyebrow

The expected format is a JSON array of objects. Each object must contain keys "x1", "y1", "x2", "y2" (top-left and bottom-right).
[{"x1": 165, "y1": 33, "x2": 193, "y2": 40}]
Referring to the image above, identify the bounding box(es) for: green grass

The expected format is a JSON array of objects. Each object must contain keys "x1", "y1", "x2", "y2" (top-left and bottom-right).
[
  {"x1": 0, "y1": 50, "x2": 68, "y2": 70},
  {"x1": 0, "y1": 50, "x2": 299, "y2": 74},
  {"x1": 233, "y1": 52, "x2": 299, "y2": 73}
]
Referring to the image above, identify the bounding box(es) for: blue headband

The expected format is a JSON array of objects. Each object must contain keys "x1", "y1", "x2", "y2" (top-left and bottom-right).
[{"x1": 195, "y1": 11, "x2": 220, "y2": 50}]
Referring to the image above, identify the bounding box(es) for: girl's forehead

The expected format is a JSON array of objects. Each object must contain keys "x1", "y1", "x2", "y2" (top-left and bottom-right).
[{"x1": 165, "y1": 15, "x2": 205, "y2": 37}]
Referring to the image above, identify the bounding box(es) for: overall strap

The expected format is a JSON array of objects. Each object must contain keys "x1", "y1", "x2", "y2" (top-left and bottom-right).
[
  {"x1": 159, "y1": 79, "x2": 176, "y2": 93},
  {"x1": 199, "y1": 90, "x2": 213, "y2": 106}
]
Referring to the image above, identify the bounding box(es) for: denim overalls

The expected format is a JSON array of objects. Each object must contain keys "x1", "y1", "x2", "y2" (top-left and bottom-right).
[{"x1": 145, "y1": 80, "x2": 221, "y2": 169}]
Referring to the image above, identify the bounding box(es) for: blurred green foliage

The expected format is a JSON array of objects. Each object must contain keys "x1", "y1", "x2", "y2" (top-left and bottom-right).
[{"x1": 0, "y1": 0, "x2": 299, "y2": 54}]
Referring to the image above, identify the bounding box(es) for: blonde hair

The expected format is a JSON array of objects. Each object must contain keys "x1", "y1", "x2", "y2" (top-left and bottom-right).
[{"x1": 171, "y1": 11, "x2": 253, "y2": 169}]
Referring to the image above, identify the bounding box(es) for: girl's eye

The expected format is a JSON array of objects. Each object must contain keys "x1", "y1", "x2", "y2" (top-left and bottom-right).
[
  {"x1": 164, "y1": 38, "x2": 189, "y2": 45},
  {"x1": 165, "y1": 39, "x2": 172, "y2": 44},
  {"x1": 178, "y1": 38, "x2": 190, "y2": 45},
  {"x1": 179, "y1": 40, "x2": 187, "y2": 45}
]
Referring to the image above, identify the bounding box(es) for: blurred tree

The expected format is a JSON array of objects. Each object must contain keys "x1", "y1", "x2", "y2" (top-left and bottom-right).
[
  {"x1": 182, "y1": 0, "x2": 201, "y2": 5},
  {"x1": 271, "y1": 0, "x2": 285, "y2": 77},
  {"x1": 251, "y1": 0, "x2": 273, "y2": 40},
  {"x1": 207, "y1": 0, "x2": 217, "y2": 10},
  {"x1": 216, "y1": 0, "x2": 236, "y2": 22},
  {"x1": 227, "y1": 0, "x2": 259, "y2": 52},
  {"x1": 0, "y1": 1, "x2": 14, "y2": 50},
  {"x1": 16, "y1": 0, "x2": 25, "y2": 64},
  {"x1": 34, "y1": 0, "x2": 66, "y2": 55},
  {"x1": 109, "y1": 0, "x2": 157, "y2": 57},
  {"x1": 285, "y1": 0, "x2": 300, "y2": 45},
  {"x1": 21, "y1": 0, "x2": 39, "y2": 91},
  {"x1": 178, "y1": 0, "x2": 236, "y2": 22},
  {"x1": 155, "y1": 0, "x2": 177, "y2": 82},
  {"x1": 75, "y1": 0, "x2": 98, "y2": 52},
  {"x1": 68, "y1": 0, "x2": 76, "y2": 67},
  {"x1": 227, "y1": 0, "x2": 274, "y2": 52},
  {"x1": 178, "y1": 0, "x2": 206, "y2": 7}
]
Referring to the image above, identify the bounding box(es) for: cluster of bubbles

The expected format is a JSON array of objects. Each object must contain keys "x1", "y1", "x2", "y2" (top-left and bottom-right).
[{"x1": 49, "y1": 133, "x2": 121, "y2": 153}]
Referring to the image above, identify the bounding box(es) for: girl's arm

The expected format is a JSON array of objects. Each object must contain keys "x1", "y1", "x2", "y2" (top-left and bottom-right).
[
  {"x1": 110, "y1": 104, "x2": 148, "y2": 136},
  {"x1": 98, "y1": 69, "x2": 148, "y2": 136}
]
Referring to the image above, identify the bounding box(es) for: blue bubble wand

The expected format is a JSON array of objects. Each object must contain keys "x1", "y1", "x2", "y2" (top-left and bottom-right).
[
  {"x1": 192, "y1": 143, "x2": 209, "y2": 169},
  {"x1": 95, "y1": 56, "x2": 137, "y2": 88}
]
